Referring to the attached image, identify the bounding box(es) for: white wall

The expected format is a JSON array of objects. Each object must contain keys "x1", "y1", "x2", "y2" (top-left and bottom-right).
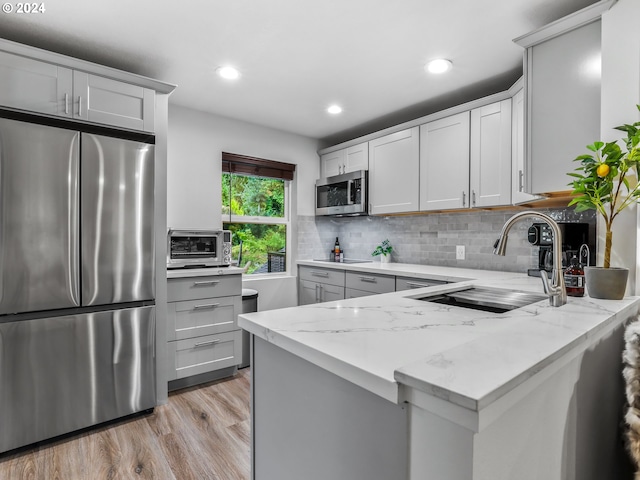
[
  {"x1": 167, "y1": 104, "x2": 321, "y2": 310},
  {"x1": 167, "y1": 104, "x2": 320, "y2": 228},
  {"x1": 600, "y1": 0, "x2": 640, "y2": 294}
]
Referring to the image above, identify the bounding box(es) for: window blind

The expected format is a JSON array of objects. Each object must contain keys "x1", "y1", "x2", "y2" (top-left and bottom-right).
[{"x1": 222, "y1": 152, "x2": 295, "y2": 181}]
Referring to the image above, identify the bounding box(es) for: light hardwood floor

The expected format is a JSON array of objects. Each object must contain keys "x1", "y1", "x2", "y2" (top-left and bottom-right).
[{"x1": 0, "y1": 369, "x2": 251, "y2": 480}]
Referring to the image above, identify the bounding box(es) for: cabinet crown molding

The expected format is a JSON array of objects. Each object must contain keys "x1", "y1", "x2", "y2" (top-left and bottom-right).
[{"x1": 513, "y1": 0, "x2": 616, "y2": 48}]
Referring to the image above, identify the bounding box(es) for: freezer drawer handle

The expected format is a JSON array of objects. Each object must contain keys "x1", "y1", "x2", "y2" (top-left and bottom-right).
[
  {"x1": 311, "y1": 271, "x2": 329, "y2": 277},
  {"x1": 359, "y1": 276, "x2": 377, "y2": 283},
  {"x1": 193, "y1": 339, "x2": 221, "y2": 348},
  {"x1": 193, "y1": 303, "x2": 220, "y2": 310},
  {"x1": 193, "y1": 280, "x2": 220, "y2": 286}
]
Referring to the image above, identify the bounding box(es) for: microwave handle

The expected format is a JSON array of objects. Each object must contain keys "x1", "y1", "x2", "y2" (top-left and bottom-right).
[{"x1": 347, "y1": 179, "x2": 353, "y2": 205}]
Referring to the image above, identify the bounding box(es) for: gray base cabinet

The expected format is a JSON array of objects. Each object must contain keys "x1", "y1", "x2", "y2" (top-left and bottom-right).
[
  {"x1": 298, "y1": 265, "x2": 450, "y2": 305},
  {"x1": 166, "y1": 274, "x2": 242, "y2": 385},
  {"x1": 298, "y1": 266, "x2": 346, "y2": 305}
]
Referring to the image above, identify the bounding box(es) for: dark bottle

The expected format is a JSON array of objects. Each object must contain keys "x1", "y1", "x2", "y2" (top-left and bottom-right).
[
  {"x1": 334, "y1": 237, "x2": 341, "y2": 262},
  {"x1": 564, "y1": 254, "x2": 585, "y2": 297}
]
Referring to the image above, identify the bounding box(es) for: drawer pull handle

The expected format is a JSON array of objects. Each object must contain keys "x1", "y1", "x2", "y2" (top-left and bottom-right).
[
  {"x1": 193, "y1": 339, "x2": 221, "y2": 348},
  {"x1": 311, "y1": 271, "x2": 329, "y2": 277},
  {"x1": 193, "y1": 280, "x2": 220, "y2": 286},
  {"x1": 359, "y1": 276, "x2": 377, "y2": 283},
  {"x1": 406, "y1": 281, "x2": 432, "y2": 289},
  {"x1": 193, "y1": 303, "x2": 220, "y2": 310}
]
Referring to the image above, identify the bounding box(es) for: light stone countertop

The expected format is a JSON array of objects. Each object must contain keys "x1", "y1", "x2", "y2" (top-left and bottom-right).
[
  {"x1": 166, "y1": 266, "x2": 244, "y2": 278},
  {"x1": 238, "y1": 260, "x2": 640, "y2": 410}
]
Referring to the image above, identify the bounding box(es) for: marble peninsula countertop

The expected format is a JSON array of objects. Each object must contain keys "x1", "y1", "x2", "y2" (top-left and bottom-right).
[{"x1": 238, "y1": 260, "x2": 640, "y2": 411}]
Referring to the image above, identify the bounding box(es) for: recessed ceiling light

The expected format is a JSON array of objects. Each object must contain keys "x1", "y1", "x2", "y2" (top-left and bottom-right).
[
  {"x1": 327, "y1": 105, "x2": 343, "y2": 115},
  {"x1": 425, "y1": 59, "x2": 453, "y2": 74},
  {"x1": 216, "y1": 66, "x2": 240, "y2": 80}
]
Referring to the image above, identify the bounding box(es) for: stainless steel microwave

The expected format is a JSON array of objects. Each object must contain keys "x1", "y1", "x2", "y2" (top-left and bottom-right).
[
  {"x1": 167, "y1": 229, "x2": 232, "y2": 269},
  {"x1": 315, "y1": 170, "x2": 368, "y2": 216}
]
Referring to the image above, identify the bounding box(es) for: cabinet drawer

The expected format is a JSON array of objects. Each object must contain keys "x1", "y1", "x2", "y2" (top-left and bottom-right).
[
  {"x1": 299, "y1": 266, "x2": 345, "y2": 287},
  {"x1": 395, "y1": 276, "x2": 448, "y2": 291},
  {"x1": 168, "y1": 330, "x2": 241, "y2": 380},
  {"x1": 167, "y1": 275, "x2": 241, "y2": 302},
  {"x1": 345, "y1": 288, "x2": 377, "y2": 299},
  {"x1": 346, "y1": 272, "x2": 395, "y2": 295},
  {"x1": 167, "y1": 295, "x2": 241, "y2": 341}
]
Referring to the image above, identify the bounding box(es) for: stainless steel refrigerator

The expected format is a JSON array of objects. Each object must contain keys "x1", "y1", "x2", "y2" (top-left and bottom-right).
[{"x1": 0, "y1": 115, "x2": 156, "y2": 454}]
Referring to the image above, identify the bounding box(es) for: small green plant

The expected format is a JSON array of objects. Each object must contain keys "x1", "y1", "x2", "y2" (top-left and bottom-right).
[
  {"x1": 568, "y1": 105, "x2": 640, "y2": 268},
  {"x1": 372, "y1": 239, "x2": 392, "y2": 257}
]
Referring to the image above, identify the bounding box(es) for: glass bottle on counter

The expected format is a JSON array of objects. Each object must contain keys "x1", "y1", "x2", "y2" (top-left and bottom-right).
[
  {"x1": 564, "y1": 254, "x2": 585, "y2": 297},
  {"x1": 334, "y1": 237, "x2": 341, "y2": 262}
]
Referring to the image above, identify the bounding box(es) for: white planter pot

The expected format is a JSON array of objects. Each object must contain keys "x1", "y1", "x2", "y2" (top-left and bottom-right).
[{"x1": 379, "y1": 254, "x2": 391, "y2": 264}]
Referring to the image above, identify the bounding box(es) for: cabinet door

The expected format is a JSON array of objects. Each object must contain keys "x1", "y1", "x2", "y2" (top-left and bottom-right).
[
  {"x1": 320, "y1": 149, "x2": 345, "y2": 178},
  {"x1": 345, "y1": 142, "x2": 369, "y2": 172},
  {"x1": 320, "y1": 283, "x2": 345, "y2": 303},
  {"x1": 420, "y1": 112, "x2": 470, "y2": 211},
  {"x1": 299, "y1": 279, "x2": 319, "y2": 305},
  {"x1": 511, "y1": 89, "x2": 540, "y2": 204},
  {"x1": 73, "y1": 71, "x2": 155, "y2": 132},
  {"x1": 369, "y1": 127, "x2": 420, "y2": 215},
  {"x1": 0, "y1": 51, "x2": 72, "y2": 117},
  {"x1": 469, "y1": 100, "x2": 512, "y2": 208},
  {"x1": 525, "y1": 20, "x2": 601, "y2": 194}
]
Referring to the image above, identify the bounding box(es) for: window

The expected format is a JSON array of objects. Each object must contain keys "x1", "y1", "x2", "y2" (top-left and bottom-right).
[{"x1": 221, "y1": 152, "x2": 294, "y2": 275}]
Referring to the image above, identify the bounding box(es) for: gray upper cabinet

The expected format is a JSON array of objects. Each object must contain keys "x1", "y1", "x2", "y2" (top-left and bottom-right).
[
  {"x1": 73, "y1": 72, "x2": 155, "y2": 132},
  {"x1": 0, "y1": 49, "x2": 156, "y2": 132},
  {"x1": 369, "y1": 127, "x2": 419, "y2": 215},
  {"x1": 517, "y1": 18, "x2": 602, "y2": 195},
  {"x1": 320, "y1": 142, "x2": 369, "y2": 178},
  {"x1": 469, "y1": 99, "x2": 512, "y2": 208},
  {"x1": 420, "y1": 112, "x2": 470, "y2": 211},
  {"x1": 0, "y1": 51, "x2": 73, "y2": 117}
]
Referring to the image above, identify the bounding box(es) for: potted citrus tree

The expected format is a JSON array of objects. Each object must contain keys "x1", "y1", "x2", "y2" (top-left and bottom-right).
[{"x1": 568, "y1": 105, "x2": 640, "y2": 299}]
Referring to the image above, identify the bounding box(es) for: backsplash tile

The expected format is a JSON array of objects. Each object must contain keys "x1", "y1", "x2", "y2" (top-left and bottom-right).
[{"x1": 297, "y1": 208, "x2": 596, "y2": 274}]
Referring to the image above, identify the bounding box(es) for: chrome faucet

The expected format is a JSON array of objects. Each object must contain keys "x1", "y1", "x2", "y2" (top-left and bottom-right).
[{"x1": 494, "y1": 211, "x2": 567, "y2": 307}]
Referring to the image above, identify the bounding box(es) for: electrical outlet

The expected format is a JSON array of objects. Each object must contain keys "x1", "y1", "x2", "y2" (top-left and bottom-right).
[{"x1": 456, "y1": 245, "x2": 465, "y2": 260}]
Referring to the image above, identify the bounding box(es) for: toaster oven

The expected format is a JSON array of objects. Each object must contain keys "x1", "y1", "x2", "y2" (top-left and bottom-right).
[{"x1": 167, "y1": 229, "x2": 232, "y2": 269}]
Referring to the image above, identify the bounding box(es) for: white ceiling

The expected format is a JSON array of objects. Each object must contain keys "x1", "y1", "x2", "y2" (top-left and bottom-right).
[{"x1": 0, "y1": 0, "x2": 597, "y2": 144}]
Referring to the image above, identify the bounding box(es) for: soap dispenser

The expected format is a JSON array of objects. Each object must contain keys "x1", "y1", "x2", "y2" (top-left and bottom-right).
[{"x1": 564, "y1": 253, "x2": 585, "y2": 297}]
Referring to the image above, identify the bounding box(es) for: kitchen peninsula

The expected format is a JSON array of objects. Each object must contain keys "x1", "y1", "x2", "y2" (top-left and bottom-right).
[{"x1": 239, "y1": 262, "x2": 639, "y2": 480}]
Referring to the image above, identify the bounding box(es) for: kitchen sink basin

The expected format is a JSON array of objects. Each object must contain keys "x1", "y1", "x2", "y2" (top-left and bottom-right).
[{"x1": 416, "y1": 286, "x2": 548, "y2": 314}]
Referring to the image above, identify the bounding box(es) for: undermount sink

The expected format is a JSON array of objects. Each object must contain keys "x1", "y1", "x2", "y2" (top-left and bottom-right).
[{"x1": 416, "y1": 286, "x2": 548, "y2": 314}]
